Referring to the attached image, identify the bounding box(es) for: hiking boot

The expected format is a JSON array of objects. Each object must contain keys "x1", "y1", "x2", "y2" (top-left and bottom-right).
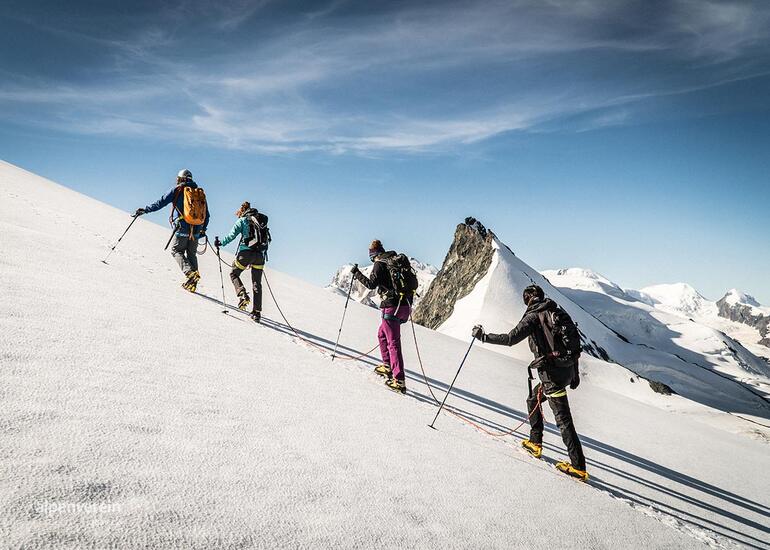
[
  {"x1": 182, "y1": 271, "x2": 200, "y2": 292},
  {"x1": 237, "y1": 293, "x2": 251, "y2": 310},
  {"x1": 374, "y1": 364, "x2": 392, "y2": 378},
  {"x1": 250, "y1": 311, "x2": 261, "y2": 323},
  {"x1": 555, "y1": 461, "x2": 589, "y2": 482},
  {"x1": 521, "y1": 439, "x2": 542, "y2": 459},
  {"x1": 385, "y1": 378, "x2": 406, "y2": 394}
]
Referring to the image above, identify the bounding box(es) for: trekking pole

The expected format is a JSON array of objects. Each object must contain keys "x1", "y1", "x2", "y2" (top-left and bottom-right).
[
  {"x1": 428, "y1": 338, "x2": 475, "y2": 430},
  {"x1": 164, "y1": 222, "x2": 180, "y2": 251},
  {"x1": 102, "y1": 215, "x2": 140, "y2": 264},
  {"x1": 527, "y1": 366, "x2": 534, "y2": 400},
  {"x1": 331, "y1": 273, "x2": 355, "y2": 361},
  {"x1": 215, "y1": 245, "x2": 228, "y2": 314}
]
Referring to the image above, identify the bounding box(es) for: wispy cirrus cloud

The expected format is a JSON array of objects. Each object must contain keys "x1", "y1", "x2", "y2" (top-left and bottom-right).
[{"x1": 2, "y1": 0, "x2": 770, "y2": 154}]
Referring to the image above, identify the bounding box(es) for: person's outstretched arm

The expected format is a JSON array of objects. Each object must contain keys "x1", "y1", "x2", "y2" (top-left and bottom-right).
[
  {"x1": 143, "y1": 187, "x2": 176, "y2": 214},
  {"x1": 474, "y1": 313, "x2": 537, "y2": 346},
  {"x1": 351, "y1": 261, "x2": 385, "y2": 290},
  {"x1": 220, "y1": 218, "x2": 245, "y2": 247}
]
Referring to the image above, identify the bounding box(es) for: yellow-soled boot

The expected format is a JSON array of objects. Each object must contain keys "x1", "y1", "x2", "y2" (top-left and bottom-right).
[
  {"x1": 374, "y1": 364, "x2": 392, "y2": 378},
  {"x1": 555, "y1": 461, "x2": 589, "y2": 482},
  {"x1": 182, "y1": 271, "x2": 200, "y2": 292},
  {"x1": 385, "y1": 378, "x2": 406, "y2": 394},
  {"x1": 521, "y1": 439, "x2": 542, "y2": 458},
  {"x1": 237, "y1": 292, "x2": 251, "y2": 310}
]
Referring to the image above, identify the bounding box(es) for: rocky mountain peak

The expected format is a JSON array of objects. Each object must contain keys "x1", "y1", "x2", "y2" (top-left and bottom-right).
[{"x1": 412, "y1": 218, "x2": 496, "y2": 329}]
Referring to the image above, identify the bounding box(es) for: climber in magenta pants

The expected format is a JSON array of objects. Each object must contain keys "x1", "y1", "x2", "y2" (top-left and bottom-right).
[
  {"x1": 378, "y1": 303, "x2": 411, "y2": 381},
  {"x1": 350, "y1": 239, "x2": 415, "y2": 394}
]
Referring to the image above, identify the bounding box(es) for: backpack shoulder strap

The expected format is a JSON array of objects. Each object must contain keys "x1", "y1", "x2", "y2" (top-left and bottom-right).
[
  {"x1": 170, "y1": 185, "x2": 183, "y2": 223},
  {"x1": 537, "y1": 311, "x2": 557, "y2": 355}
]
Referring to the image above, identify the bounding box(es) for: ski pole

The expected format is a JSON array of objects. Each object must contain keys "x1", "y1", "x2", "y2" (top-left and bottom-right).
[
  {"x1": 331, "y1": 272, "x2": 355, "y2": 361},
  {"x1": 164, "y1": 222, "x2": 180, "y2": 251},
  {"x1": 215, "y1": 245, "x2": 228, "y2": 314},
  {"x1": 428, "y1": 338, "x2": 475, "y2": 430},
  {"x1": 102, "y1": 215, "x2": 140, "y2": 264},
  {"x1": 527, "y1": 366, "x2": 534, "y2": 400}
]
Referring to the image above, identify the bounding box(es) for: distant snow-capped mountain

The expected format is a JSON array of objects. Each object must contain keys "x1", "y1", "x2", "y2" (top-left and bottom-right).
[
  {"x1": 717, "y1": 289, "x2": 770, "y2": 346},
  {"x1": 540, "y1": 268, "x2": 631, "y2": 301},
  {"x1": 631, "y1": 283, "x2": 718, "y2": 318},
  {"x1": 326, "y1": 259, "x2": 438, "y2": 308},
  {"x1": 542, "y1": 272, "x2": 770, "y2": 350}
]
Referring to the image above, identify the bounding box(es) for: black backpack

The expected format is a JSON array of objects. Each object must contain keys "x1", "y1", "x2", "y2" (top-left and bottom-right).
[
  {"x1": 244, "y1": 211, "x2": 271, "y2": 252},
  {"x1": 538, "y1": 307, "x2": 582, "y2": 359},
  {"x1": 382, "y1": 253, "x2": 419, "y2": 303}
]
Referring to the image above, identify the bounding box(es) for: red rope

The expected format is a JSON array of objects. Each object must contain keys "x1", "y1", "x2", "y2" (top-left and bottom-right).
[{"x1": 261, "y1": 270, "x2": 380, "y2": 362}]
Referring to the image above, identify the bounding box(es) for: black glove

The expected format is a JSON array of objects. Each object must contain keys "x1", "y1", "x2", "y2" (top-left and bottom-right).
[
  {"x1": 214, "y1": 236, "x2": 222, "y2": 248},
  {"x1": 133, "y1": 208, "x2": 145, "y2": 217},
  {"x1": 350, "y1": 263, "x2": 360, "y2": 275},
  {"x1": 570, "y1": 374, "x2": 580, "y2": 390},
  {"x1": 199, "y1": 229, "x2": 206, "y2": 238},
  {"x1": 472, "y1": 325, "x2": 485, "y2": 342}
]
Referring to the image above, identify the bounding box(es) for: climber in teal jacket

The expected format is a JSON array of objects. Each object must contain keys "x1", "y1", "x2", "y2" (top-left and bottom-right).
[{"x1": 214, "y1": 201, "x2": 270, "y2": 323}]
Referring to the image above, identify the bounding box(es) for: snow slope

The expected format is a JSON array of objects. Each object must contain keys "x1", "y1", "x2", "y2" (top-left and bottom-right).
[
  {"x1": 2, "y1": 160, "x2": 770, "y2": 549},
  {"x1": 327, "y1": 260, "x2": 437, "y2": 308},
  {"x1": 621, "y1": 284, "x2": 769, "y2": 353}
]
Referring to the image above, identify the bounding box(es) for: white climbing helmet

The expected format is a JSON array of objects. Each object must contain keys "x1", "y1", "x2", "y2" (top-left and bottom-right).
[{"x1": 177, "y1": 168, "x2": 193, "y2": 182}]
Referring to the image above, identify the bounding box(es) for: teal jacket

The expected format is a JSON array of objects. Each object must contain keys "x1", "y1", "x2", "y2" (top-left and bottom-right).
[{"x1": 220, "y1": 216, "x2": 252, "y2": 252}]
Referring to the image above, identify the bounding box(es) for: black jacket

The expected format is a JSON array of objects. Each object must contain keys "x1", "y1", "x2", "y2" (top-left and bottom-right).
[
  {"x1": 485, "y1": 297, "x2": 557, "y2": 358},
  {"x1": 353, "y1": 252, "x2": 405, "y2": 308},
  {"x1": 485, "y1": 297, "x2": 579, "y2": 386}
]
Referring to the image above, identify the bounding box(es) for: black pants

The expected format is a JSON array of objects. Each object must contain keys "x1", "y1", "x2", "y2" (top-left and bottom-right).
[
  {"x1": 230, "y1": 249, "x2": 264, "y2": 313},
  {"x1": 526, "y1": 366, "x2": 585, "y2": 470}
]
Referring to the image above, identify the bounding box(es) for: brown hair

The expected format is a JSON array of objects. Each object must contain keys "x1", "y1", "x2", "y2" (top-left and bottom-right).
[{"x1": 236, "y1": 201, "x2": 250, "y2": 217}]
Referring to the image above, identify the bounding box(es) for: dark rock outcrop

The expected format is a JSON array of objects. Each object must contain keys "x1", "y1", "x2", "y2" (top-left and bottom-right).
[
  {"x1": 759, "y1": 318, "x2": 770, "y2": 347},
  {"x1": 412, "y1": 220, "x2": 495, "y2": 329},
  {"x1": 648, "y1": 380, "x2": 676, "y2": 396},
  {"x1": 716, "y1": 294, "x2": 770, "y2": 346}
]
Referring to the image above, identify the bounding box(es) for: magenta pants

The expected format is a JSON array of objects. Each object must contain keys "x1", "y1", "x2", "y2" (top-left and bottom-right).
[{"x1": 378, "y1": 304, "x2": 411, "y2": 381}]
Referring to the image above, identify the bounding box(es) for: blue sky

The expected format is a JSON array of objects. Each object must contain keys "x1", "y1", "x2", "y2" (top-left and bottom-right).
[{"x1": 1, "y1": 0, "x2": 769, "y2": 302}]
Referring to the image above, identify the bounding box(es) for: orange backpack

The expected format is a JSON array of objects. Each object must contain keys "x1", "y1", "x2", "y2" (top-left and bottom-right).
[{"x1": 181, "y1": 186, "x2": 207, "y2": 225}]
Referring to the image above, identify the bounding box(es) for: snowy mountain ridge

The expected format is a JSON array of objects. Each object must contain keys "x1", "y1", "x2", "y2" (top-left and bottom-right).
[
  {"x1": 543, "y1": 268, "x2": 770, "y2": 351},
  {"x1": 633, "y1": 282, "x2": 718, "y2": 318},
  {"x1": 722, "y1": 288, "x2": 770, "y2": 314}
]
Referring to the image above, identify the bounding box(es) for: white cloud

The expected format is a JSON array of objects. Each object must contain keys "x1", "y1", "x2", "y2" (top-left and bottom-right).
[{"x1": 2, "y1": 0, "x2": 770, "y2": 154}]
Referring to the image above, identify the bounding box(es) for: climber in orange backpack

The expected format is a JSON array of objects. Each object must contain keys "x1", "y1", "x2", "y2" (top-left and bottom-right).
[{"x1": 134, "y1": 169, "x2": 210, "y2": 292}]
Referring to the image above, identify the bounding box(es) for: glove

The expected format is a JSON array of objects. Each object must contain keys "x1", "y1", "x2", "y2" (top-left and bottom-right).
[
  {"x1": 133, "y1": 208, "x2": 145, "y2": 217},
  {"x1": 214, "y1": 236, "x2": 222, "y2": 248},
  {"x1": 472, "y1": 325, "x2": 485, "y2": 342},
  {"x1": 570, "y1": 374, "x2": 581, "y2": 390},
  {"x1": 350, "y1": 264, "x2": 360, "y2": 275},
  {"x1": 199, "y1": 229, "x2": 207, "y2": 238}
]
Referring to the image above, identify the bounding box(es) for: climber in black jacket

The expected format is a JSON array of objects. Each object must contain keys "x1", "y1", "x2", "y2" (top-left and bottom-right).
[{"x1": 472, "y1": 284, "x2": 588, "y2": 481}]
